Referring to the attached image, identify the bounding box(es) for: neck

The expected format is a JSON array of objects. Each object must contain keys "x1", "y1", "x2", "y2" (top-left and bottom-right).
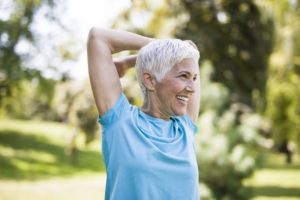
[{"x1": 141, "y1": 92, "x2": 170, "y2": 120}]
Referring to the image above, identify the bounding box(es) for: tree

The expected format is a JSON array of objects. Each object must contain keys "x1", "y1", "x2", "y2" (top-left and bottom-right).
[
  {"x1": 114, "y1": 0, "x2": 274, "y2": 111},
  {"x1": 52, "y1": 80, "x2": 99, "y2": 164},
  {"x1": 0, "y1": 0, "x2": 48, "y2": 102},
  {"x1": 0, "y1": 77, "x2": 57, "y2": 120},
  {"x1": 0, "y1": 0, "x2": 77, "y2": 106},
  {"x1": 259, "y1": 0, "x2": 300, "y2": 162},
  {"x1": 176, "y1": 0, "x2": 274, "y2": 110}
]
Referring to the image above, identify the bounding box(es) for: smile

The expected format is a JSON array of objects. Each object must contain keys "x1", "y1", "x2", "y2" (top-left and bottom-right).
[{"x1": 176, "y1": 95, "x2": 188, "y2": 103}]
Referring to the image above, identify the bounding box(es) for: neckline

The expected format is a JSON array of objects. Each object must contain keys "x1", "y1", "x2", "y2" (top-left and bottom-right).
[{"x1": 138, "y1": 109, "x2": 173, "y2": 123}]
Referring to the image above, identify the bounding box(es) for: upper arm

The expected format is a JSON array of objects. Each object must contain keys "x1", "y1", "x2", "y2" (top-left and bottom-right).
[
  {"x1": 87, "y1": 28, "x2": 122, "y2": 116},
  {"x1": 187, "y1": 74, "x2": 201, "y2": 123}
]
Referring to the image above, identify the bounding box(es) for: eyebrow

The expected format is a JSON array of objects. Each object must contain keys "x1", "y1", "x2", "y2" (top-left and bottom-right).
[{"x1": 178, "y1": 71, "x2": 198, "y2": 76}]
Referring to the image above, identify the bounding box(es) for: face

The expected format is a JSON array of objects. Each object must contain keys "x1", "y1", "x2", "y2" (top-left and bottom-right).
[{"x1": 151, "y1": 58, "x2": 199, "y2": 119}]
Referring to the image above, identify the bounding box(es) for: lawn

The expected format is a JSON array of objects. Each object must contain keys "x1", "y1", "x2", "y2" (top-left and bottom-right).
[
  {"x1": 245, "y1": 151, "x2": 300, "y2": 200},
  {"x1": 0, "y1": 119, "x2": 105, "y2": 180},
  {"x1": 0, "y1": 174, "x2": 106, "y2": 200},
  {"x1": 0, "y1": 119, "x2": 299, "y2": 200}
]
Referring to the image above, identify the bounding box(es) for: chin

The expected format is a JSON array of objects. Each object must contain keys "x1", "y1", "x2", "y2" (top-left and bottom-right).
[{"x1": 173, "y1": 110, "x2": 187, "y2": 116}]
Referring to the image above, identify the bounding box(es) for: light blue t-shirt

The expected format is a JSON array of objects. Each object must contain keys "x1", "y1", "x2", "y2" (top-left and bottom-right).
[{"x1": 98, "y1": 93, "x2": 200, "y2": 200}]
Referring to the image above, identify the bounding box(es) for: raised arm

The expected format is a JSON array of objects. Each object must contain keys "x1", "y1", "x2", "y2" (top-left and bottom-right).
[
  {"x1": 87, "y1": 28, "x2": 152, "y2": 115},
  {"x1": 187, "y1": 73, "x2": 200, "y2": 123},
  {"x1": 185, "y1": 40, "x2": 201, "y2": 123}
]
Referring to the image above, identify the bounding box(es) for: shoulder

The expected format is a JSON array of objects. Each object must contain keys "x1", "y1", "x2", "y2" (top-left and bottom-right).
[
  {"x1": 98, "y1": 93, "x2": 134, "y2": 126},
  {"x1": 175, "y1": 115, "x2": 198, "y2": 134}
]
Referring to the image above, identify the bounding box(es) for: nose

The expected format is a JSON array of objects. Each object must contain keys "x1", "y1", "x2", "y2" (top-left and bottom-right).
[{"x1": 185, "y1": 80, "x2": 195, "y2": 93}]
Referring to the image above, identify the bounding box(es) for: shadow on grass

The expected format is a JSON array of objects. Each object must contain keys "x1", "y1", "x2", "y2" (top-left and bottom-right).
[
  {"x1": 250, "y1": 186, "x2": 300, "y2": 198},
  {"x1": 259, "y1": 150, "x2": 300, "y2": 170},
  {"x1": 262, "y1": 164, "x2": 300, "y2": 170},
  {"x1": 0, "y1": 130, "x2": 105, "y2": 180}
]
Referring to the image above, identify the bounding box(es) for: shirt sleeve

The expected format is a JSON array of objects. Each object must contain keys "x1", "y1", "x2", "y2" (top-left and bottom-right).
[
  {"x1": 97, "y1": 93, "x2": 130, "y2": 128},
  {"x1": 181, "y1": 115, "x2": 198, "y2": 134}
]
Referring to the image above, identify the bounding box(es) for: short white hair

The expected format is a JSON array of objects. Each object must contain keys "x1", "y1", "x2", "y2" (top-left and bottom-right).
[{"x1": 136, "y1": 39, "x2": 200, "y2": 97}]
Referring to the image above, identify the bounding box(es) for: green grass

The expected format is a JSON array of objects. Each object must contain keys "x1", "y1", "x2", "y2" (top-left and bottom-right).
[
  {"x1": 0, "y1": 119, "x2": 105, "y2": 180},
  {"x1": 1, "y1": 119, "x2": 300, "y2": 200},
  {"x1": 245, "y1": 151, "x2": 300, "y2": 200}
]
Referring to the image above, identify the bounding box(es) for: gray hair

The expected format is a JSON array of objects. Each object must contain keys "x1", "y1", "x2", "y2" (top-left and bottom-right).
[{"x1": 136, "y1": 39, "x2": 200, "y2": 97}]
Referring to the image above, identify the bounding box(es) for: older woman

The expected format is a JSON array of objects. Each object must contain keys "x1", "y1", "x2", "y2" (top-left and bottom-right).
[{"x1": 87, "y1": 28, "x2": 200, "y2": 200}]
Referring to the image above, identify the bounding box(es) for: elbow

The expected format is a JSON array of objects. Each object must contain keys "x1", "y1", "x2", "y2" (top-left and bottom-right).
[
  {"x1": 88, "y1": 27, "x2": 111, "y2": 40},
  {"x1": 88, "y1": 27, "x2": 110, "y2": 42},
  {"x1": 87, "y1": 27, "x2": 112, "y2": 51},
  {"x1": 88, "y1": 27, "x2": 101, "y2": 41}
]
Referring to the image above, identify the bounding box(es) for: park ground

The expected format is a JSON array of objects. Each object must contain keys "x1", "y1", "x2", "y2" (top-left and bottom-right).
[{"x1": 0, "y1": 119, "x2": 299, "y2": 200}]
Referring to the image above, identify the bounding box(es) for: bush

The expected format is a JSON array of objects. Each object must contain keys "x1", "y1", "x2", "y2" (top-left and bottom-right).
[{"x1": 197, "y1": 62, "x2": 267, "y2": 199}]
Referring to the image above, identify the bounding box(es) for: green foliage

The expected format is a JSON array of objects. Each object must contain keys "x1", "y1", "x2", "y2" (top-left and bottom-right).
[
  {"x1": 0, "y1": 0, "x2": 79, "y2": 114},
  {"x1": 52, "y1": 80, "x2": 99, "y2": 144},
  {"x1": 260, "y1": 0, "x2": 300, "y2": 151},
  {"x1": 176, "y1": 0, "x2": 274, "y2": 109},
  {"x1": 0, "y1": 78, "x2": 57, "y2": 120},
  {"x1": 0, "y1": 0, "x2": 57, "y2": 103},
  {"x1": 112, "y1": 0, "x2": 185, "y2": 37},
  {"x1": 197, "y1": 63, "x2": 267, "y2": 200},
  {"x1": 266, "y1": 79, "x2": 300, "y2": 146},
  {"x1": 1, "y1": 78, "x2": 100, "y2": 147}
]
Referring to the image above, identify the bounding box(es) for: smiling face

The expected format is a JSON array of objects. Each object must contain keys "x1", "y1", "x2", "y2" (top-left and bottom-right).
[
  {"x1": 143, "y1": 58, "x2": 199, "y2": 120},
  {"x1": 136, "y1": 39, "x2": 200, "y2": 98}
]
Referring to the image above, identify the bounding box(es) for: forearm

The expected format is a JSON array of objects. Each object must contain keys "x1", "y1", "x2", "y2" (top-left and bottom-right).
[
  {"x1": 88, "y1": 27, "x2": 153, "y2": 54},
  {"x1": 120, "y1": 55, "x2": 137, "y2": 69},
  {"x1": 188, "y1": 74, "x2": 201, "y2": 122},
  {"x1": 123, "y1": 55, "x2": 137, "y2": 68},
  {"x1": 114, "y1": 55, "x2": 137, "y2": 77}
]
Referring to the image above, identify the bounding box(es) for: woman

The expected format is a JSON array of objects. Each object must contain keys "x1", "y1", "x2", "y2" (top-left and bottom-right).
[{"x1": 87, "y1": 28, "x2": 200, "y2": 200}]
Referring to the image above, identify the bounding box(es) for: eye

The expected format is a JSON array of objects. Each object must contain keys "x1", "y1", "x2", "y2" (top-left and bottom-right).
[
  {"x1": 180, "y1": 74, "x2": 188, "y2": 79},
  {"x1": 193, "y1": 76, "x2": 197, "y2": 81}
]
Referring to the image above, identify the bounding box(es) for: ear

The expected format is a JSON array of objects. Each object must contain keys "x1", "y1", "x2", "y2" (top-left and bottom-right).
[{"x1": 142, "y1": 72, "x2": 156, "y2": 91}]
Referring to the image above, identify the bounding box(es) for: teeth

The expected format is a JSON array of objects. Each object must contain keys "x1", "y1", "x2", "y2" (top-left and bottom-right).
[{"x1": 177, "y1": 96, "x2": 188, "y2": 101}]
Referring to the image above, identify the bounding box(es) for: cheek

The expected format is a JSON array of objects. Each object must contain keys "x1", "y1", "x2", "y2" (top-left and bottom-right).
[
  {"x1": 162, "y1": 80, "x2": 184, "y2": 95},
  {"x1": 170, "y1": 80, "x2": 184, "y2": 92}
]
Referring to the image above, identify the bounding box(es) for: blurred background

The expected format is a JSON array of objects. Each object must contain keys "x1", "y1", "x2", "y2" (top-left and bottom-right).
[{"x1": 0, "y1": 0, "x2": 299, "y2": 199}]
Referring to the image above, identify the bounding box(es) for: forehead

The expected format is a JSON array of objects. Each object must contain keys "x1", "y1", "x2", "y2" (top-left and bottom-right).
[{"x1": 170, "y1": 58, "x2": 199, "y2": 74}]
